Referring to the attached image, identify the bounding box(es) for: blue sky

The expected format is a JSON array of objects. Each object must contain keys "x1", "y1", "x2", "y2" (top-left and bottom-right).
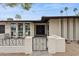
[{"x1": 0, "y1": 3, "x2": 79, "y2": 20}]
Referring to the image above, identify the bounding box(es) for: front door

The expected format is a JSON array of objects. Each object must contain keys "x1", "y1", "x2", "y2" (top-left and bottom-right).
[{"x1": 36, "y1": 25, "x2": 45, "y2": 36}]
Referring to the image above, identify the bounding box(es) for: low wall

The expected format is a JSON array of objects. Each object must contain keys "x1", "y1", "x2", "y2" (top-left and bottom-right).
[
  {"x1": 47, "y1": 35, "x2": 65, "y2": 54},
  {"x1": 0, "y1": 46, "x2": 25, "y2": 53},
  {"x1": 0, "y1": 35, "x2": 65, "y2": 55},
  {"x1": 25, "y1": 36, "x2": 32, "y2": 55},
  {"x1": 0, "y1": 35, "x2": 33, "y2": 55}
]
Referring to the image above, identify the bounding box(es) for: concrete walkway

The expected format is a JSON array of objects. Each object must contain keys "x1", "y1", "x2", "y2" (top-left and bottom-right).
[
  {"x1": 0, "y1": 51, "x2": 48, "y2": 56},
  {"x1": 32, "y1": 51, "x2": 49, "y2": 56}
]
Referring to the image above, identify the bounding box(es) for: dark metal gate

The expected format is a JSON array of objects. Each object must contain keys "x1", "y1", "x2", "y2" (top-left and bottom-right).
[{"x1": 32, "y1": 37, "x2": 47, "y2": 51}]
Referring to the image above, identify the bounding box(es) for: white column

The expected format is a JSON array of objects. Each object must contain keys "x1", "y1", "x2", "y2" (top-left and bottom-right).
[
  {"x1": 16, "y1": 23, "x2": 18, "y2": 38},
  {"x1": 59, "y1": 19, "x2": 61, "y2": 36},
  {"x1": 23, "y1": 23, "x2": 25, "y2": 37},
  {"x1": 5, "y1": 22, "x2": 11, "y2": 36},
  {"x1": 45, "y1": 24, "x2": 47, "y2": 35},
  {"x1": 30, "y1": 23, "x2": 34, "y2": 36}
]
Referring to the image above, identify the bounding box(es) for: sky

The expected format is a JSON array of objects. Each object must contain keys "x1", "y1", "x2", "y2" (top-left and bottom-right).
[{"x1": 0, "y1": 3, "x2": 79, "y2": 20}]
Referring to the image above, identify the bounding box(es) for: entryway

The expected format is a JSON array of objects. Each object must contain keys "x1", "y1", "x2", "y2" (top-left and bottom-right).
[
  {"x1": 36, "y1": 25, "x2": 45, "y2": 35},
  {"x1": 32, "y1": 24, "x2": 47, "y2": 51},
  {"x1": 35, "y1": 25, "x2": 45, "y2": 37},
  {"x1": 32, "y1": 37, "x2": 47, "y2": 51}
]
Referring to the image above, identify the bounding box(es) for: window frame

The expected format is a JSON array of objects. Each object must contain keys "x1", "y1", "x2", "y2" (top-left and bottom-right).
[{"x1": 0, "y1": 25, "x2": 5, "y2": 34}]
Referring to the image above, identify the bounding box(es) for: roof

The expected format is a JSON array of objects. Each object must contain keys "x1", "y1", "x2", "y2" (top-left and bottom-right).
[
  {"x1": 42, "y1": 16, "x2": 79, "y2": 22},
  {"x1": 42, "y1": 16, "x2": 79, "y2": 18},
  {"x1": 0, "y1": 16, "x2": 79, "y2": 23},
  {"x1": 0, "y1": 20, "x2": 41, "y2": 22}
]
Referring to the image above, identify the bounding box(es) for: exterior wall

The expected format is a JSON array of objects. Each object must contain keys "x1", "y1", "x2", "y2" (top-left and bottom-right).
[
  {"x1": 0, "y1": 22, "x2": 35, "y2": 37},
  {"x1": 0, "y1": 22, "x2": 11, "y2": 36},
  {"x1": 75, "y1": 18, "x2": 79, "y2": 40},
  {"x1": 49, "y1": 19, "x2": 60, "y2": 36},
  {"x1": 49, "y1": 18, "x2": 79, "y2": 41},
  {"x1": 0, "y1": 17, "x2": 79, "y2": 41},
  {"x1": 5, "y1": 22, "x2": 11, "y2": 35},
  {"x1": 59, "y1": 18, "x2": 62, "y2": 36},
  {"x1": 62, "y1": 18, "x2": 67, "y2": 39},
  {"x1": 69, "y1": 18, "x2": 73, "y2": 40}
]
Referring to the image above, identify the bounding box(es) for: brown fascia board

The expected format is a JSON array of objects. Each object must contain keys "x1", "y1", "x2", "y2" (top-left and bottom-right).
[
  {"x1": 42, "y1": 16, "x2": 79, "y2": 18},
  {"x1": 42, "y1": 16, "x2": 79, "y2": 22}
]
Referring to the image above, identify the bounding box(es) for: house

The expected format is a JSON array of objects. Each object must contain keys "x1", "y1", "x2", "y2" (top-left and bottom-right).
[{"x1": 0, "y1": 16, "x2": 79, "y2": 54}]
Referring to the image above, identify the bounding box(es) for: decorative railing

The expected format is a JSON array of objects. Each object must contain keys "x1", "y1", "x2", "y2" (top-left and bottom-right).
[
  {"x1": 0, "y1": 38, "x2": 24, "y2": 46},
  {"x1": 0, "y1": 34, "x2": 33, "y2": 54},
  {"x1": 0, "y1": 33, "x2": 25, "y2": 46}
]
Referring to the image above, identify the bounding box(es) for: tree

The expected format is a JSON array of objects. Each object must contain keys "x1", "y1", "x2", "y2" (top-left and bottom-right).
[
  {"x1": 15, "y1": 14, "x2": 21, "y2": 19},
  {"x1": 76, "y1": 12, "x2": 79, "y2": 16},
  {"x1": 7, "y1": 18, "x2": 13, "y2": 21},
  {"x1": 64, "y1": 7, "x2": 68, "y2": 16},
  {"x1": 5, "y1": 3, "x2": 32, "y2": 10},
  {"x1": 73, "y1": 8, "x2": 78, "y2": 16},
  {"x1": 0, "y1": 3, "x2": 32, "y2": 19},
  {"x1": 60, "y1": 10, "x2": 63, "y2": 16}
]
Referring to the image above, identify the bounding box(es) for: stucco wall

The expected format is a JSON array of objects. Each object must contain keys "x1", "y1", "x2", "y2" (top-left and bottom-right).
[
  {"x1": 62, "y1": 18, "x2": 67, "y2": 39},
  {"x1": 0, "y1": 17, "x2": 79, "y2": 41},
  {"x1": 49, "y1": 19, "x2": 60, "y2": 36},
  {"x1": 75, "y1": 18, "x2": 79, "y2": 40},
  {"x1": 49, "y1": 18, "x2": 79, "y2": 41},
  {"x1": 47, "y1": 35, "x2": 65, "y2": 54},
  {"x1": 68, "y1": 18, "x2": 73, "y2": 40}
]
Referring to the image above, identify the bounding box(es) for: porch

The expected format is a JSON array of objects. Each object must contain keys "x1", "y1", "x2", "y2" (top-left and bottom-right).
[
  {"x1": 0, "y1": 41, "x2": 78, "y2": 56},
  {"x1": 0, "y1": 33, "x2": 65, "y2": 55}
]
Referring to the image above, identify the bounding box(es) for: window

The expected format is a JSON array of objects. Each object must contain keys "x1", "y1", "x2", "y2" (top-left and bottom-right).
[
  {"x1": 0, "y1": 25, "x2": 5, "y2": 34},
  {"x1": 18, "y1": 23, "x2": 23, "y2": 37},
  {"x1": 11, "y1": 23, "x2": 16, "y2": 37},
  {"x1": 25, "y1": 23, "x2": 30, "y2": 36}
]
